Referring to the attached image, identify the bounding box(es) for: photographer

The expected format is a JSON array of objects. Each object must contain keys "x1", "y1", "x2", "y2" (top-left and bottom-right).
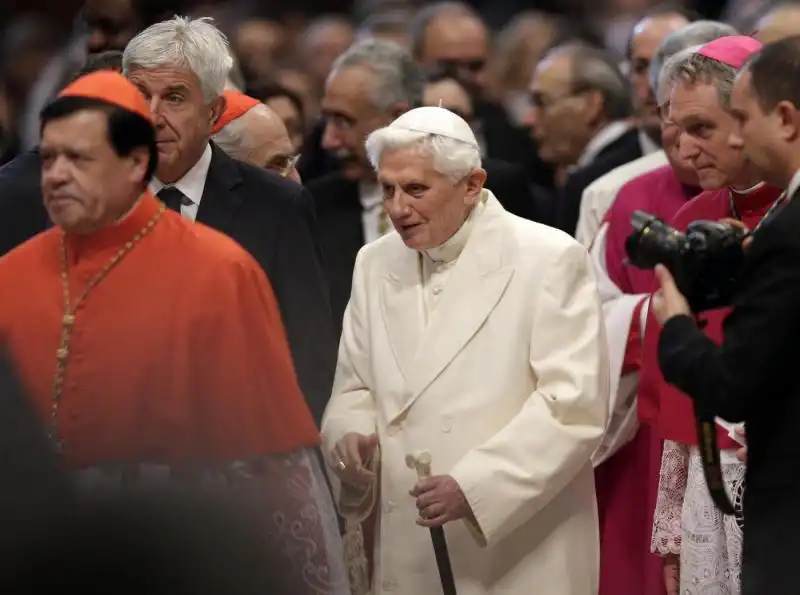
[
  {"x1": 636, "y1": 36, "x2": 776, "y2": 595},
  {"x1": 653, "y1": 36, "x2": 800, "y2": 595}
]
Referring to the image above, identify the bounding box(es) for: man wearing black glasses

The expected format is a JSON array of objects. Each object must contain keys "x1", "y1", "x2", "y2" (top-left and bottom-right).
[{"x1": 408, "y1": 2, "x2": 553, "y2": 190}]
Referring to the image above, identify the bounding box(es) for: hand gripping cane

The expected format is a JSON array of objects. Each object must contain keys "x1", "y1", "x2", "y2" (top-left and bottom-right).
[{"x1": 406, "y1": 451, "x2": 457, "y2": 595}]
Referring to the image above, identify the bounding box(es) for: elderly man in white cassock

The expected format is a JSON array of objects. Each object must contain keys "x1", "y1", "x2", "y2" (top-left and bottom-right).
[{"x1": 321, "y1": 106, "x2": 610, "y2": 595}]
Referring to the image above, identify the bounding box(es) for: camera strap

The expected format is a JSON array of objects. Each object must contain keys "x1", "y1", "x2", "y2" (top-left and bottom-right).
[{"x1": 693, "y1": 402, "x2": 737, "y2": 515}]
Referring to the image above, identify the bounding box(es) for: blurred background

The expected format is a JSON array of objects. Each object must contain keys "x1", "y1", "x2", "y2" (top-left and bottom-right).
[{"x1": 0, "y1": 0, "x2": 770, "y2": 168}]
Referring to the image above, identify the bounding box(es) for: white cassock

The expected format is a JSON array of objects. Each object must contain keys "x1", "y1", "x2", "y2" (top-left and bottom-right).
[
  {"x1": 322, "y1": 190, "x2": 610, "y2": 595},
  {"x1": 575, "y1": 150, "x2": 668, "y2": 247}
]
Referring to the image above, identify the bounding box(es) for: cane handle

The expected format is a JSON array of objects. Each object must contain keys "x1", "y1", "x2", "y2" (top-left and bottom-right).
[{"x1": 405, "y1": 450, "x2": 432, "y2": 479}]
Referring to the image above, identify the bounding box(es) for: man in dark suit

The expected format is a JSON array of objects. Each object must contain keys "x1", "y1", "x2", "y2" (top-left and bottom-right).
[
  {"x1": 652, "y1": 38, "x2": 800, "y2": 595},
  {"x1": 526, "y1": 43, "x2": 642, "y2": 236},
  {"x1": 408, "y1": 1, "x2": 553, "y2": 188},
  {"x1": 309, "y1": 39, "x2": 540, "y2": 334},
  {"x1": 122, "y1": 17, "x2": 336, "y2": 423}
]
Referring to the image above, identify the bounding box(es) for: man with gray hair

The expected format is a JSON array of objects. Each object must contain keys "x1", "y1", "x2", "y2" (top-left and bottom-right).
[
  {"x1": 585, "y1": 21, "x2": 736, "y2": 595},
  {"x1": 409, "y1": 1, "x2": 548, "y2": 185},
  {"x1": 525, "y1": 43, "x2": 641, "y2": 235},
  {"x1": 575, "y1": 12, "x2": 715, "y2": 246},
  {"x1": 123, "y1": 16, "x2": 338, "y2": 425},
  {"x1": 308, "y1": 38, "x2": 537, "y2": 337},
  {"x1": 321, "y1": 105, "x2": 609, "y2": 595}
]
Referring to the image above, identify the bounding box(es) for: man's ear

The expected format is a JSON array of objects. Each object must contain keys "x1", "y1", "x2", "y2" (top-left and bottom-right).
[
  {"x1": 128, "y1": 146, "x2": 150, "y2": 186},
  {"x1": 464, "y1": 168, "x2": 487, "y2": 205},
  {"x1": 210, "y1": 95, "x2": 226, "y2": 129}
]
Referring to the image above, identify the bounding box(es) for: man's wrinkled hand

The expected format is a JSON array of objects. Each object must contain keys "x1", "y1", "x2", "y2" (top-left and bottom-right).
[
  {"x1": 330, "y1": 432, "x2": 378, "y2": 487},
  {"x1": 410, "y1": 475, "x2": 473, "y2": 528},
  {"x1": 653, "y1": 265, "x2": 692, "y2": 326}
]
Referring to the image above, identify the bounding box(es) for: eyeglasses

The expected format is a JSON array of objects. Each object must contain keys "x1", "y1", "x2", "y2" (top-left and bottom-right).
[{"x1": 265, "y1": 153, "x2": 301, "y2": 177}]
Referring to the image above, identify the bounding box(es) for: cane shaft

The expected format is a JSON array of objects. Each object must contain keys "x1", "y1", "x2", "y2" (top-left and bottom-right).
[{"x1": 430, "y1": 526, "x2": 457, "y2": 595}]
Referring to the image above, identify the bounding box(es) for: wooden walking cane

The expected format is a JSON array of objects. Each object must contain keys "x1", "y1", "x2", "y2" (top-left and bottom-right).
[{"x1": 406, "y1": 451, "x2": 458, "y2": 595}]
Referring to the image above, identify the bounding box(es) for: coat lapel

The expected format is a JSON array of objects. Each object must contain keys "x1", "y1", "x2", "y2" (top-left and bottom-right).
[
  {"x1": 379, "y1": 243, "x2": 424, "y2": 383},
  {"x1": 392, "y1": 194, "x2": 514, "y2": 419},
  {"x1": 195, "y1": 143, "x2": 244, "y2": 235}
]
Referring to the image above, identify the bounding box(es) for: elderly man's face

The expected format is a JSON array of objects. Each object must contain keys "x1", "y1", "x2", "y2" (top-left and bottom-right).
[
  {"x1": 524, "y1": 53, "x2": 593, "y2": 166},
  {"x1": 377, "y1": 146, "x2": 485, "y2": 250},
  {"x1": 40, "y1": 109, "x2": 148, "y2": 234},
  {"x1": 629, "y1": 14, "x2": 689, "y2": 134},
  {"x1": 728, "y1": 71, "x2": 783, "y2": 185},
  {"x1": 129, "y1": 66, "x2": 223, "y2": 183},
  {"x1": 82, "y1": 0, "x2": 138, "y2": 54},
  {"x1": 321, "y1": 65, "x2": 396, "y2": 181},
  {"x1": 238, "y1": 108, "x2": 300, "y2": 181},
  {"x1": 420, "y1": 15, "x2": 490, "y2": 93},
  {"x1": 669, "y1": 80, "x2": 744, "y2": 190}
]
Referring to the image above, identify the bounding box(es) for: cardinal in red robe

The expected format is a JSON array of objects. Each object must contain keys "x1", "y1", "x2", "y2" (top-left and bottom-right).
[{"x1": 0, "y1": 71, "x2": 349, "y2": 595}]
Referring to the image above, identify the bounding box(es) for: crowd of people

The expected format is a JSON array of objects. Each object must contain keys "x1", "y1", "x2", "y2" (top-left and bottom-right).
[{"x1": 2, "y1": 0, "x2": 800, "y2": 594}]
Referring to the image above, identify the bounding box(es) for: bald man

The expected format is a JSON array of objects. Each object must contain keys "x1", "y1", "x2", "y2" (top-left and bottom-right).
[
  {"x1": 628, "y1": 10, "x2": 692, "y2": 145},
  {"x1": 755, "y1": 3, "x2": 800, "y2": 43},
  {"x1": 213, "y1": 99, "x2": 301, "y2": 183}
]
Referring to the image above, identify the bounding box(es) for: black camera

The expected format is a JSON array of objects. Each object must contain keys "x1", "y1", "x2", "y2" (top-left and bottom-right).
[{"x1": 624, "y1": 210, "x2": 748, "y2": 312}]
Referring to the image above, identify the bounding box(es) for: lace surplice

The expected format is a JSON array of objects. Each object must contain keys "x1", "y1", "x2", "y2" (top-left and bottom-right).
[
  {"x1": 652, "y1": 440, "x2": 745, "y2": 595},
  {"x1": 71, "y1": 448, "x2": 351, "y2": 595}
]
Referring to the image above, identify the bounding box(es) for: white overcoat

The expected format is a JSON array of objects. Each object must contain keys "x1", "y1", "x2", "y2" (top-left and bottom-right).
[{"x1": 321, "y1": 193, "x2": 610, "y2": 595}]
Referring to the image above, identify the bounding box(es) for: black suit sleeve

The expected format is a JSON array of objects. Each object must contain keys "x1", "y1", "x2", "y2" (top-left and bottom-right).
[
  {"x1": 269, "y1": 185, "x2": 338, "y2": 425},
  {"x1": 658, "y1": 227, "x2": 800, "y2": 422}
]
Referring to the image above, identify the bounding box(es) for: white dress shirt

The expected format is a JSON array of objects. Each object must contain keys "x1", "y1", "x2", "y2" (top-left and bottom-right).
[{"x1": 149, "y1": 144, "x2": 213, "y2": 221}]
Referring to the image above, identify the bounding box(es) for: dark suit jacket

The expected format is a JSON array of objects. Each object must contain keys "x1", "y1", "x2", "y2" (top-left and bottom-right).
[
  {"x1": 0, "y1": 149, "x2": 49, "y2": 257},
  {"x1": 196, "y1": 145, "x2": 337, "y2": 423},
  {"x1": 558, "y1": 128, "x2": 643, "y2": 236},
  {"x1": 306, "y1": 157, "x2": 541, "y2": 336},
  {"x1": 657, "y1": 194, "x2": 800, "y2": 595}
]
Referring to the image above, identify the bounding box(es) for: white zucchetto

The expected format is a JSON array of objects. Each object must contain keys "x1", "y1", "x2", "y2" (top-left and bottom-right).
[{"x1": 389, "y1": 106, "x2": 479, "y2": 149}]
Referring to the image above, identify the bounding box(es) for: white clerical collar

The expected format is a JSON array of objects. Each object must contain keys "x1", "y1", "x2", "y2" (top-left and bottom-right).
[
  {"x1": 424, "y1": 190, "x2": 487, "y2": 264},
  {"x1": 149, "y1": 143, "x2": 212, "y2": 207},
  {"x1": 788, "y1": 169, "x2": 800, "y2": 200}
]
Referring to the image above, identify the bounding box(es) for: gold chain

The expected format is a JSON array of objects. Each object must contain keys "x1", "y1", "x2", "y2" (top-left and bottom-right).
[{"x1": 49, "y1": 203, "x2": 166, "y2": 452}]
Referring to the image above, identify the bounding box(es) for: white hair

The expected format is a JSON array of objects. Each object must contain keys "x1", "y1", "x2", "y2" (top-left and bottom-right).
[
  {"x1": 365, "y1": 128, "x2": 481, "y2": 182},
  {"x1": 649, "y1": 21, "x2": 739, "y2": 96},
  {"x1": 211, "y1": 103, "x2": 272, "y2": 160},
  {"x1": 122, "y1": 16, "x2": 233, "y2": 102},
  {"x1": 658, "y1": 42, "x2": 739, "y2": 108}
]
